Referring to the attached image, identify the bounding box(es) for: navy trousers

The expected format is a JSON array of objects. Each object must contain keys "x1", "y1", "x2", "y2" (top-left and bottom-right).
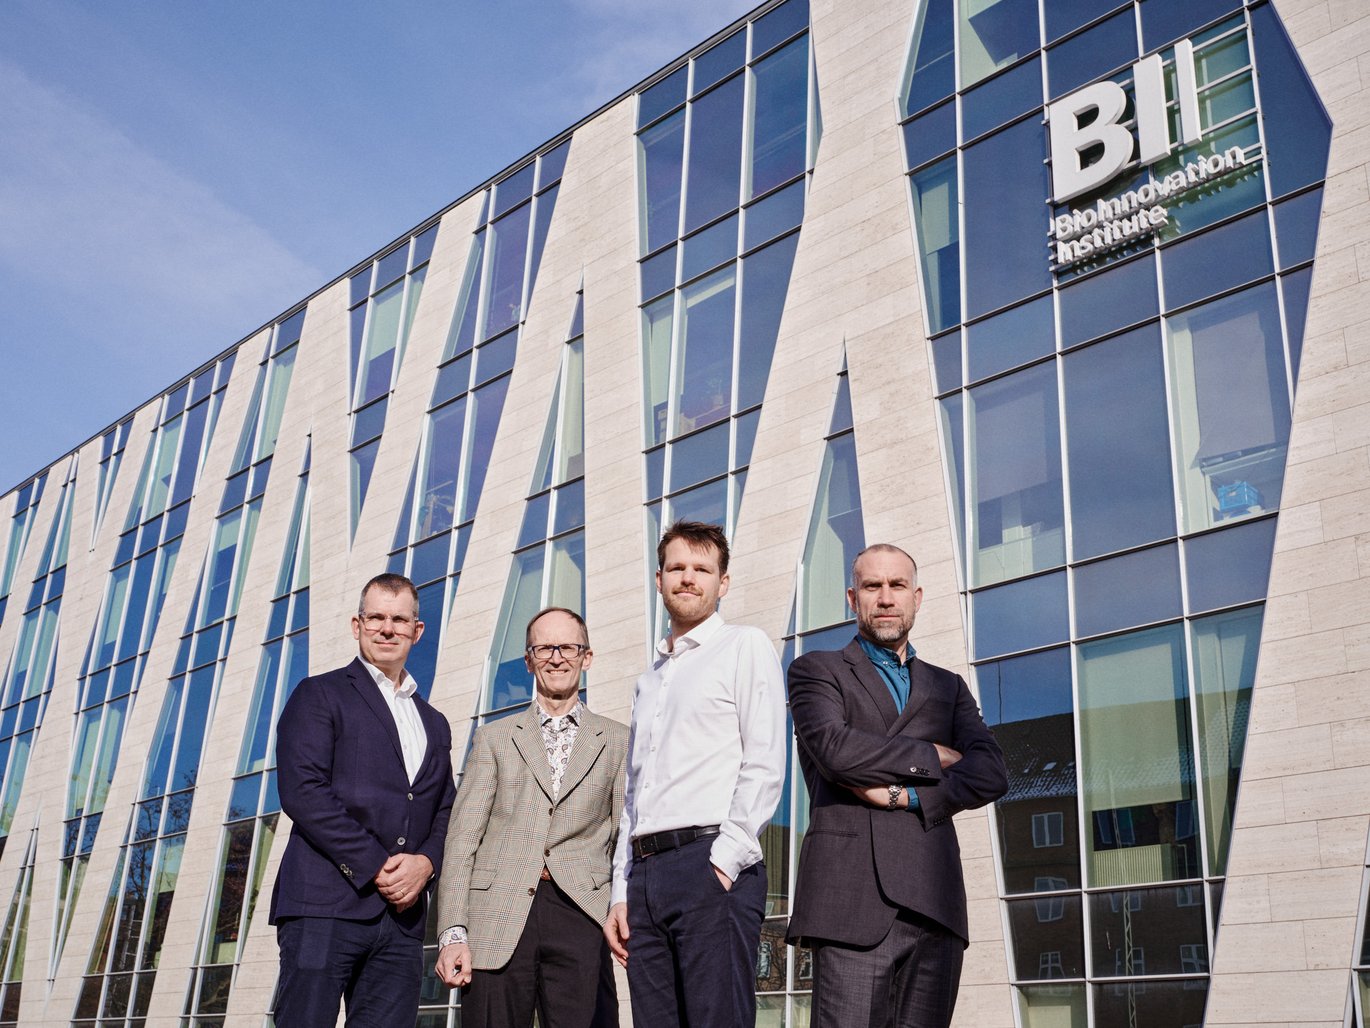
[
  {"x1": 275, "y1": 913, "x2": 422, "y2": 1027},
  {"x1": 625, "y1": 835, "x2": 767, "y2": 1028}
]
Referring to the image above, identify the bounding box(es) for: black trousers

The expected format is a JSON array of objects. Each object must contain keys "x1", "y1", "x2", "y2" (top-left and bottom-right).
[
  {"x1": 275, "y1": 913, "x2": 422, "y2": 1027},
  {"x1": 811, "y1": 908, "x2": 964, "y2": 1028},
  {"x1": 460, "y1": 876, "x2": 618, "y2": 1028},
  {"x1": 625, "y1": 835, "x2": 767, "y2": 1028}
]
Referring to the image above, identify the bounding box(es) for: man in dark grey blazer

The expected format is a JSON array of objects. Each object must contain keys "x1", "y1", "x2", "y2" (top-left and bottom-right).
[{"x1": 787, "y1": 544, "x2": 1007, "y2": 1028}]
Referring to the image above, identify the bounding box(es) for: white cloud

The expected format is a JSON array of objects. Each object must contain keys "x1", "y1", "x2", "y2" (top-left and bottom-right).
[{"x1": 0, "y1": 58, "x2": 322, "y2": 332}]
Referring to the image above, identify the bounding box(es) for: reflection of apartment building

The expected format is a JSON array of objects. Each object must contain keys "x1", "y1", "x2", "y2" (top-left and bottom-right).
[{"x1": 0, "y1": 0, "x2": 1368, "y2": 1024}]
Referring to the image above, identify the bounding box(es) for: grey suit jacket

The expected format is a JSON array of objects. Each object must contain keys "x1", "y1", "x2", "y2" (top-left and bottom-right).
[{"x1": 436, "y1": 704, "x2": 629, "y2": 970}]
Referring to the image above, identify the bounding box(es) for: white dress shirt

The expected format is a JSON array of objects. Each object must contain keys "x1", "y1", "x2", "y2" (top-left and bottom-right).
[
  {"x1": 361, "y1": 658, "x2": 427, "y2": 784},
  {"x1": 611, "y1": 613, "x2": 787, "y2": 904}
]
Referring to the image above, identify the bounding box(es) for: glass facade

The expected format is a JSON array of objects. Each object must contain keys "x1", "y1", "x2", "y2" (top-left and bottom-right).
[
  {"x1": 0, "y1": 0, "x2": 1357, "y2": 1024},
  {"x1": 902, "y1": 0, "x2": 1331, "y2": 1022},
  {"x1": 637, "y1": 0, "x2": 815, "y2": 639}
]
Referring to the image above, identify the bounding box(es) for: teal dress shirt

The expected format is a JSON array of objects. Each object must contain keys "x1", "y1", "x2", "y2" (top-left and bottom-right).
[{"x1": 855, "y1": 635, "x2": 922, "y2": 813}]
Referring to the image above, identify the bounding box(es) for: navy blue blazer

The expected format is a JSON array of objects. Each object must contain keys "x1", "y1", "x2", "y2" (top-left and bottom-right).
[
  {"x1": 269, "y1": 657, "x2": 457, "y2": 938},
  {"x1": 786, "y1": 639, "x2": 1006, "y2": 948}
]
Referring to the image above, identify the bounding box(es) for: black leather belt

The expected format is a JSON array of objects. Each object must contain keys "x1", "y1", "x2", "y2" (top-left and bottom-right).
[{"x1": 632, "y1": 825, "x2": 720, "y2": 859}]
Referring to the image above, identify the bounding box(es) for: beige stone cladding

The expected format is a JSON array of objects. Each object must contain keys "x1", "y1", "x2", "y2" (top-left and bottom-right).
[{"x1": 1205, "y1": 0, "x2": 1370, "y2": 1025}]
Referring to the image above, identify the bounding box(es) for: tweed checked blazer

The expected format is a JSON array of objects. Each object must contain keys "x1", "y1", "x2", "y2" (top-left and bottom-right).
[{"x1": 436, "y1": 703, "x2": 629, "y2": 970}]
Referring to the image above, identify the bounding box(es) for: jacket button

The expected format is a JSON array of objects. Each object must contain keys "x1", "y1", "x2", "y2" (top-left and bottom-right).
[
  {"x1": 528, "y1": 887, "x2": 536, "y2": 896},
  {"x1": 544, "y1": 848, "x2": 551, "y2": 857},
  {"x1": 397, "y1": 837, "x2": 406, "y2": 846},
  {"x1": 548, "y1": 807, "x2": 554, "y2": 816},
  {"x1": 407, "y1": 792, "x2": 414, "y2": 801}
]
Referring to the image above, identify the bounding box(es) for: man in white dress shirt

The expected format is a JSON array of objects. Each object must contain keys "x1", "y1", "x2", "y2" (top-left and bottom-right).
[{"x1": 604, "y1": 521, "x2": 787, "y2": 1027}]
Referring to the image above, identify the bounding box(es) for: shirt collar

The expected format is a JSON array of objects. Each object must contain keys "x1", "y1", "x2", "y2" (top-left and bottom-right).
[
  {"x1": 536, "y1": 700, "x2": 581, "y2": 726},
  {"x1": 856, "y1": 634, "x2": 916, "y2": 669},
  {"x1": 360, "y1": 657, "x2": 419, "y2": 699},
  {"x1": 656, "y1": 611, "x2": 725, "y2": 659}
]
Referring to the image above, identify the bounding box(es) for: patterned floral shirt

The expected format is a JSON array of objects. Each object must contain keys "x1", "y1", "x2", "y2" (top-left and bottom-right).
[{"x1": 537, "y1": 700, "x2": 582, "y2": 799}]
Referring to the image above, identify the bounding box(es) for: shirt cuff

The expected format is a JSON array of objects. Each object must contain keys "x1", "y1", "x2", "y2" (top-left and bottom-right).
[
  {"x1": 906, "y1": 789, "x2": 921, "y2": 812},
  {"x1": 438, "y1": 926, "x2": 468, "y2": 947}
]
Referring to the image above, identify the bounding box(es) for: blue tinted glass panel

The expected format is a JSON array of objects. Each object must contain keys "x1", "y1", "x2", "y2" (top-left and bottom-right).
[
  {"x1": 1059, "y1": 255, "x2": 1158, "y2": 347},
  {"x1": 1167, "y1": 282, "x2": 1290, "y2": 533},
  {"x1": 645, "y1": 447, "x2": 665, "y2": 501},
  {"x1": 669, "y1": 478, "x2": 728, "y2": 526},
  {"x1": 966, "y1": 294, "x2": 1053, "y2": 384},
  {"x1": 1047, "y1": 9, "x2": 1137, "y2": 99},
  {"x1": 350, "y1": 397, "x2": 388, "y2": 448},
  {"x1": 685, "y1": 75, "x2": 745, "y2": 233},
  {"x1": 1064, "y1": 325, "x2": 1176, "y2": 559},
  {"x1": 539, "y1": 139, "x2": 571, "y2": 188},
  {"x1": 493, "y1": 163, "x2": 535, "y2": 220},
  {"x1": 1185, "y1": 517, "x2": 1276, "y2": 614},
  {"x1": 1274, "y1": 188, "x2": 1323, "y2": 270},
  {"x1": 409, "y1": 531, "x2": 451, "y2": 587},
  {"x1": 1161, "y1": 210, "x2": 1273, "y2": 312},
  {"x1": 1007, "y1": 895, "x2": 1085, "y2": 976},
  {"x1": 736, "y1": 408, "x2": 761, "y2": 467},
  {"x1": 411, "y1": 225, "x2": 438, "y2": 269},
  {"x1": 1089, "y1": 885, "x2": 1207, "y2": 973},
  {"x1": 904, "y1": 0, "x2": 954, "y2": 115},
  {"x1": 963, "y1": 58, "x2": 1042, "y2": 141},
  {"x1": 1281, "y1": 267, "x2": 1312, "y2": 385},
  {"x1": 553, "y1": 479, "x2": 585, "y2": 535},
  {"x1": 973, "y1": 571, "x2": 1069, "y2": 660},
  {"x1": 963, "y1": 117, "x2": 1052, "y2": 319},
  {"x1": 432, "y1": 354, "x2": 472, "y2": 409},
  {"x1": 640, "y1": 246, "x2": 676, "y2": 301},
  {"x1": 375, "y1": 246, "x2": 407, "y2": 291},
  {"x1": 676, "y1": 267, "x2": 736, "y2": 436},
  {"x1": 350, "y1": 269, "x2": 370, "y2": 309},
  {"x1": 1046, "y1": 0, "x2": 1128, "y2": 43},
  {"x1": 960, "y1": 0, "x2": 1039, "y2": 89},
  {"x1": 671, "y1": 422, "x2": 730, "y2": 493},
  {"x1": 745, "y1": 180, "x2": 804, "y2": 252},
  {"x1": 694, "y1": 30, "x2": 745, "y2": 95},
  {"x1": 640, "y1": 111, "x2": 686, "y2": 254},
  {"x1": 461, "y1": 377, "x2": 512, "y2": 523},
  {"x1": 930, "y1": 331, "x2": 961, "y2": 395},
  {"x1": 527, "y1": 182, "x2": 559, "y2": 299},
  {"x1": 476, "y1": 330, "x2": 518, "y2": 386},
  {"x1": 1074, "y1": 543, "x2": 1182, "y2": 637},
  {"x1": 1251, "y1": 6, "x2": 1331, "y2": 199},
  {"x1": 1142, "y1": 0, "x2": 1242, "y2": 52},
  {"x1": 753, "y1": 0, "x2": 808, "y2": 56},
  {"x1": 750, "y1": 36, "x2": 809, "y2": 198},
  {"x1": 682, "y1": 216, "x2": 738, "y2": 282},
  {"x1": 909, "y1": 156, "x2": 960, "y2": 333},
  {"x1": 484, "y1": 204, "x2": 532, "y2": 339},
  {"x1": 518, "y1": 493, "x2": 550, "y2": 550},
  {"x1": 969, "y1": 362, "x2": 1065, "y2": 586},
  {"x1": 408, "y1": 582, "x2": 444, "y2": 697},
  {"x1": 418, "y1": 398, "x2": 466, "y2": 540},
  {"x1": 639, "y1": 65, "x2": 687, "y2": 129},
  {"x1": 902, "y1": 99, "x2": 955, "y2": 172},
  {"x1": 738, "y1": 232, "x2": 800, "y2": 409}
]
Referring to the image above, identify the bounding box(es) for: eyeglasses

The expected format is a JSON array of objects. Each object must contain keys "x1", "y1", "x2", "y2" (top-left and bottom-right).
[
  {"x1": 526, "y1": 643, "x2": 588, "y2": 661},
  {"x1": 357, "y1": 612, "x2": 419, "y2": 635}
]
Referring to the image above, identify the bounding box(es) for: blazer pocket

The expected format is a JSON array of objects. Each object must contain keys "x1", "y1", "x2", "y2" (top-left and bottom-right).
[
  {"x1": 470, "y1": 866, "x2": 496, "y2": 890},
  {"x1": 587, "y1": 867, "x2": 612, "y2": 890}
]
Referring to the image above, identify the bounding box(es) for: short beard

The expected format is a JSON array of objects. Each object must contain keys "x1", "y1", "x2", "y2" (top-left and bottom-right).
[{"x1": 860, "y1": 615, "x2": 912, "y2": 647}]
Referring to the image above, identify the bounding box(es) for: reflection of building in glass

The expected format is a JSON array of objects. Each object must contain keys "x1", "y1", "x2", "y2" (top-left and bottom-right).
[{"x1": 0, "y1": 0, "x2": 1367, "y2": 1025}]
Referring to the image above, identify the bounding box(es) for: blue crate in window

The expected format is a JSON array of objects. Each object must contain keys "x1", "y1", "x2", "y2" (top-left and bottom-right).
[{"x1": 1217, "y1": 480, "x2": 1261, "y2": 515}]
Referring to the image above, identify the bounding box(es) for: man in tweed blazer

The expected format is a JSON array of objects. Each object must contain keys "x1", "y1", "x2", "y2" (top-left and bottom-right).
[{"x1": 435, "y1": 607, "x2": 628, "y2": 1027}]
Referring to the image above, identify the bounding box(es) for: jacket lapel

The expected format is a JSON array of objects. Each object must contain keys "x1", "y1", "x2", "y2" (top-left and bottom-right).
[
  {"x1": 346, "y1": 658, "x2": 406, "y2": 769},
  {"x1": 556, "y1": 712, "x2": 606, "y2": 803},
  {"x1": 889, "y1": 657, "x2": 934, "y2": 735},
  {"x1": 842, "y1": 640, "x2": 900, "y2": 729},
  {"x1": 511, "y1": 706, "x2": 556, "y2": 803}
]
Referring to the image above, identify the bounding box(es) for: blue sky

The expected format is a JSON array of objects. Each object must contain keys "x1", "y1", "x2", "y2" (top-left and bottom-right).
[{"x1": 0, "y1": 0, "x2": 758, "y2": 493}]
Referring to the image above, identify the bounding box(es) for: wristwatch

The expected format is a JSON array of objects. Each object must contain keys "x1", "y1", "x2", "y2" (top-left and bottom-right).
[{"x1": 886, "y1": 784, "x2": 904, "y2": 810}]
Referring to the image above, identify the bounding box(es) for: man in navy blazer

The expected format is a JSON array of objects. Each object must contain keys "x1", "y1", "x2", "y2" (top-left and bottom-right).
[
  {"x1": 270, "y1": 572, "x2": 457, "y2": 1027},
  {"x1": 787, "y1": 545, "x2": 1006, "y2": 1028}
]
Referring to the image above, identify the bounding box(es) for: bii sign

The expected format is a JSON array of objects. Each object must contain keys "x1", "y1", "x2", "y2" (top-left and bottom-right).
[{"x1": 1046, "y1": 39, "x2": 1261, "y2": 269}]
